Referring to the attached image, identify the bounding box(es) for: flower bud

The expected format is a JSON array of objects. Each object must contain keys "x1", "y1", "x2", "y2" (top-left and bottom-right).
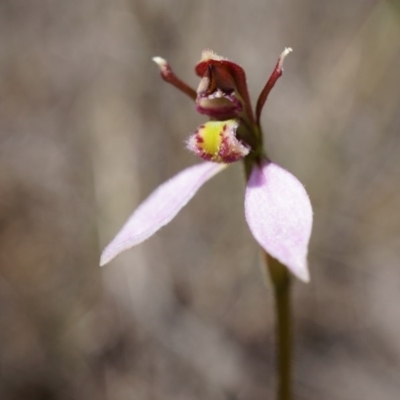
[{"x1": 187, "y1": 120, "x2": 250, "y2": 163}]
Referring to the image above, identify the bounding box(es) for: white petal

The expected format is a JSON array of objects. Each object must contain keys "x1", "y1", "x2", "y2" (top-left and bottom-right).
[
  {"x1": 245, "y1": 161, "x2": 313, "y2": 282},
  {"x1": 100, "y1": 162, "x2": 226, "y2": 266}
]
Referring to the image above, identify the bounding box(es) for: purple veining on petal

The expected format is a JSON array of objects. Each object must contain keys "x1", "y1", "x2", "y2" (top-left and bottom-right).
[
  {"x1": 100, "y1": 162, "x2": 227, "y2": 266},
  {"x1": 244, "y1": 161, "x2": 313, "y2": 282}
]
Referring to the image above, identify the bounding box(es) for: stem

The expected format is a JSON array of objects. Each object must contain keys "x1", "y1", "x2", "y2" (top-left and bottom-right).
[{"x1": 265, "y1": 253, "x2": 292, "y2": 400}]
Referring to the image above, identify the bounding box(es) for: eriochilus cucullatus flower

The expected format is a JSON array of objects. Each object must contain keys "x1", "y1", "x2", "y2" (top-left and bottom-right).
[{"x1": 101, "y1": 48, "x2": 313, "y2": 283}]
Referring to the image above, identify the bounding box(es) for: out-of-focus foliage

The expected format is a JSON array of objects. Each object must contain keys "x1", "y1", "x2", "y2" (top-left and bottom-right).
[{"x1": 1, "y1": 1, "x2": 400, "y2": 399}]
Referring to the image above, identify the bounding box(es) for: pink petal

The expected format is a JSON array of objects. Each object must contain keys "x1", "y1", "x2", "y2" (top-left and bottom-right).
[
  {"x1": 245, "y1": 161, "x2": 313, "y2": 282},
  {"x1": 100, "y1": 162, "x2": 226, "y2": 266}
]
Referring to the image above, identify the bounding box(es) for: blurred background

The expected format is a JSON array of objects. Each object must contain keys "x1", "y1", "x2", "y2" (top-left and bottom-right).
[{"x1": 1, "y1": 0, "x2": 400, "y2": 399}]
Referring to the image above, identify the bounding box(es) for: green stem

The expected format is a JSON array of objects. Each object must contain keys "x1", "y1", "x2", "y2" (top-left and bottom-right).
[{"x1": 265, "y1": 253, "x2": 292, "y2": 400}]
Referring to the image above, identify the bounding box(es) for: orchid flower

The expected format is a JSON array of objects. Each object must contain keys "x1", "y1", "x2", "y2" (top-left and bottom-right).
[{"x1": 100, "y1": 48, "x2": 313, "y2": 282}]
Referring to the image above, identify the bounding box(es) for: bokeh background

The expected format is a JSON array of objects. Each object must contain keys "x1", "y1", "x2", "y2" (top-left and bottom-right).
[{"x1": 1, "y1": 0, "x2": 400, "y2": 399}]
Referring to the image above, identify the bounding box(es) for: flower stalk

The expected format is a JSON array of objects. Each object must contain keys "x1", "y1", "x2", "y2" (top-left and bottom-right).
[{"x1": 266, "y1": 253, "x2": 293, "y2": 400}]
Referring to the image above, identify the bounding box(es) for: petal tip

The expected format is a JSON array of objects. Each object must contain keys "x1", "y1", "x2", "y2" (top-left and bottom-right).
[
  {"x1": 279, "y1": 48, "x2": 293, "y2": 68},
  {"x1": 99, "y1": 247, "x2": 115, "y2": 267},
  {"x1": 200, "y1": 49, "x2": 226, "y2": 62},
  {"x1": 291, "y1": 262, "x2": 310, "y2": 283},
  {"x1": 152, "y1": 56, "x2": 167, "y2": 68}
]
